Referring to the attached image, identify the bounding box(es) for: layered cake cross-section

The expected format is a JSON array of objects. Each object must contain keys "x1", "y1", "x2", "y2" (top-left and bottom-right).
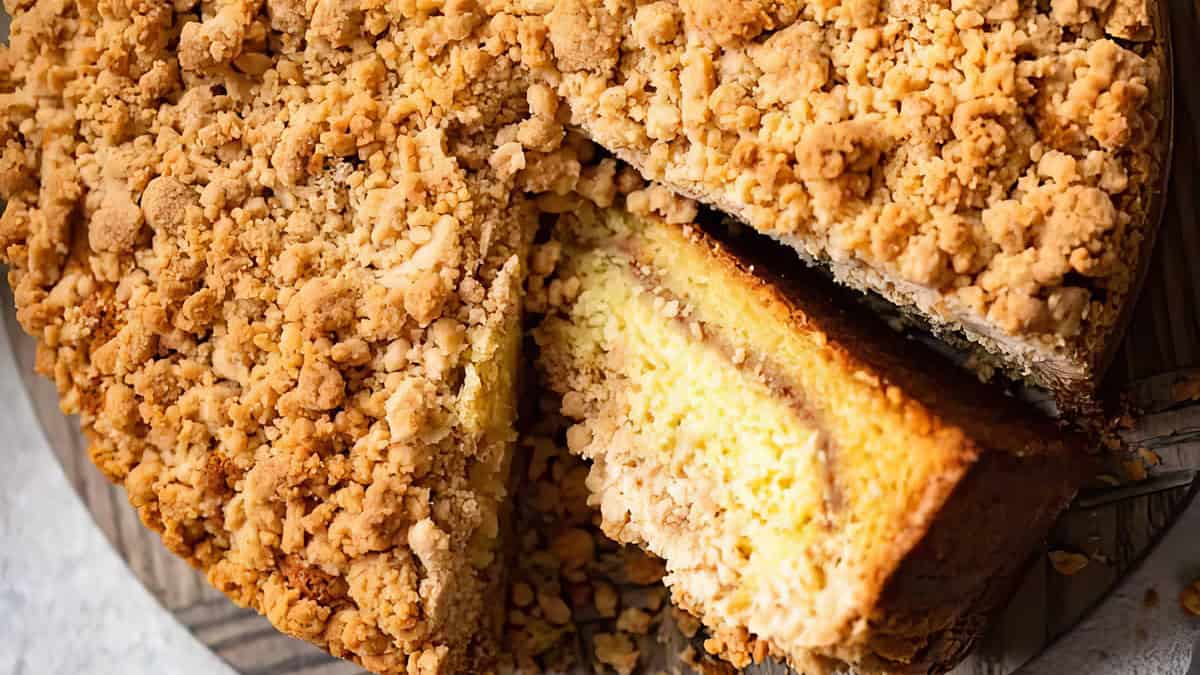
[
  {"x1": 516, "y1": 0, "x2": 1169, "y2": 401},
  {"x1": 534, "y1": 200, "x2": 1088, "y2": 673}
]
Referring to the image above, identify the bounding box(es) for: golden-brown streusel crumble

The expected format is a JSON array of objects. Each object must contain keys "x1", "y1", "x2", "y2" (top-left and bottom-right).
[
  {"x1": 507, "y1": 0, "x2": 1166, "y2": 385},
  {"x1": 0, "y1": 0, "x2": 582, "y2": 671}
]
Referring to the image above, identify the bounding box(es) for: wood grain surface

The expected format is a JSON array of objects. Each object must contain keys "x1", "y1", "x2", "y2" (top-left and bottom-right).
[{"x1": 1, "y1": 0, "x2": 1199, "y2": 673}]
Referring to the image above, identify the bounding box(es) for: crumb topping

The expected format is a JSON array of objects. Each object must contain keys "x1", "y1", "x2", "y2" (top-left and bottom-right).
[
  {"x1": 0, "y1": 0, "x2": 580, "y2": 671},
  {"x1": 0, "y1": 1, "x2": 1144, "y2": 673},
  {"x1": 509, "y1": 0, "x2": 1165, "y2": 349},
  {"x1": 1048, "y1": 549, "x2": 1091, "y2": 576}
]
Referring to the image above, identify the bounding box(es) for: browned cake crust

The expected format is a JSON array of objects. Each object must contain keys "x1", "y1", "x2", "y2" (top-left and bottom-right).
[
  {"x1": 705, "y1": 223, "x2": 1094, "y2": 662},
  {"x1": 510, "y1": 0, "x2": 1171, "y2": 402},
  {"x1": 680, "y1": 218, "x2": 1092, "y2": 673},
  {"x1": 742, "y1": 234, "x2": 1087, "y2": 669},
  {"x1": 532, "y1": 199, "x2": 1091, "y2": 673},
  {"x1": 703, "y1": 217, "x2": 1092, "y2": 672}
]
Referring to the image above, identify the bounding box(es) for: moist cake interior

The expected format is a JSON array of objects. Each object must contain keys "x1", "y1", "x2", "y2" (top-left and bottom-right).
[{"x1": 534, "y1": 201, "x2": 1085, "y2": 672}]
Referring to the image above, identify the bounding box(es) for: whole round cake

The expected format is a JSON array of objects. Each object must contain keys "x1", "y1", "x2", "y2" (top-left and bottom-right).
[{"x1": 0, "y1": 1, "x2": 1167, "y2": 673}]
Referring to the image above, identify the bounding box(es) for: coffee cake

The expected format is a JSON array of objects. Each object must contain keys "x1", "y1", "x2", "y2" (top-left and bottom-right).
[
  {"x1": 533, "y1": 199, "x2": 1087, "y2": 673},
  {"x1": 0, "y1": 1, "x2": 1124, "y2": 672},
  {"x1": 513, "y1": 0, "x2": 1168, "y2": 401}
]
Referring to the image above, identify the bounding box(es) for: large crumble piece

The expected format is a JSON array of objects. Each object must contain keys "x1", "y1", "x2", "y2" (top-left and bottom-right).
[
  {"x1": 0, "y1": 0, "x2": 581, "y2": 671},
  {"x1": 508, "y1": 0, "x2": 1167, "y2": 398}
]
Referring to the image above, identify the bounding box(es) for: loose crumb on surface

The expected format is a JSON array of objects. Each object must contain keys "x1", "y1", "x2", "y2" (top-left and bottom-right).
[
  {"x1": 1049, "y1": 550, "x2": 1092, "y2": 576},
  {"x1": 1182, "y1": 581, "x2": 1200, "y2": 617},
  {"x1": 501, "y1": 390, "x2": 696, "y2": 674}
]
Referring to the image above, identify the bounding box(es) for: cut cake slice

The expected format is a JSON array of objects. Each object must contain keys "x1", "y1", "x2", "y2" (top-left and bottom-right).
[
  {"x1": 533, "y1": 201, "x2": 1088, "y2": 673},
  {"x1": 519, "y1": 0, "x2": 1170, "y2": 402}
]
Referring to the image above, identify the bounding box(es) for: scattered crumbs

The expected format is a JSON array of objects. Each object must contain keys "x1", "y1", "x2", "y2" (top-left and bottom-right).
[
  {"x1": 679, "y1": 645, "x2": 700, "y2": 667},
  {"x1": 594, "y1": 632, "x2": 640, "y2": 675},
  {"x1": 1049, "y1": 550, "x2": 1091, "y2": 576},
  {"x1": 624, "y1": 551, "x2": 667, "y2": 585},
  {"x1": 595, "y1": 581, "x2": 621, "y2": 619},
  {"x1": 1169, "y1": 373, "x2": 1200, "y2": 404},
  {"x1": 617, "y1": 607, "x2": 654, "y2": 635},
  {"x1": 672, "y1": 607, "x2": 703, "y2": 639},
  {"x1": 503, "y1": 386, "x2": 698, "y2": 673},
  {"x1": 1102, "y1": 433, "x2": 1126, "y2": 452},
  {"x1": 1121, "y1": 458, "x2": 1149, "y2": 482},
  {"x1": 1182, "y1": 580, "x2": 1200, "y2": 616},
  {"x1": 1143, "y1": 588, "x2": 1159, "y2": 608}
]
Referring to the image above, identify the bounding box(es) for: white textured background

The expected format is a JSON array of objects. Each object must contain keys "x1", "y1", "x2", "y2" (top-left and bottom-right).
[
  {"x1": 0, "y1": 304, "x2": 237, "y2": 675},
  {"x1": 0, "y1": 12, "x2": 231, "y2": 673}
]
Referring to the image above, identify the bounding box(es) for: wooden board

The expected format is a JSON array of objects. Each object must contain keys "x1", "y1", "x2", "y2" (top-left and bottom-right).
[{"x1": 2, "y1": 1, "x2": 1199, "y2": 673}]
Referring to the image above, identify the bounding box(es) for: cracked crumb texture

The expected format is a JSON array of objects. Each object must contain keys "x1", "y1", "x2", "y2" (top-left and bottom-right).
[
  {"x1": 509, "y1": 0, "x2": 1167, "y2": 394},
  {"x1": 0, "y1": 0, "x2": 586, "y2": 671}
]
